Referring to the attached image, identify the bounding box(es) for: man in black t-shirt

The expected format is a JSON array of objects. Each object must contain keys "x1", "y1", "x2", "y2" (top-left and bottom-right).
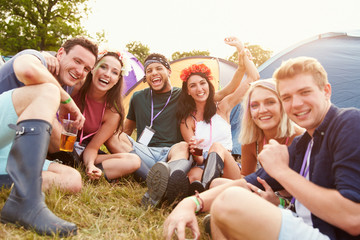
[{"x1": 106, "y1": 53, "x2": 192, "y2": 206}]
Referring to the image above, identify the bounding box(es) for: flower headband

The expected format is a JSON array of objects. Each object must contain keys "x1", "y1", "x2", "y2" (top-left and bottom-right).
[
  {"x1": 98, "y1": 49, "x2": 131, "y2": 77},
  {"x1": 180, "y1": 63, "x2": 213, "y2": 82}
]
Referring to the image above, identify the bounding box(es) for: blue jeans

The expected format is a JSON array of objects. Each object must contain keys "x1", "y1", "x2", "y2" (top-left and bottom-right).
[{"x1": 127, "y1": 135, "x2": 171, "y2": 169}]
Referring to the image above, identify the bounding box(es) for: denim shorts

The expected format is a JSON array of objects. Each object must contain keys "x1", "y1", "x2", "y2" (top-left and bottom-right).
[
  {"x1": 127, "y1": 135, "x2": 171, "y2": 169},
  {"x1": 0, "y1": 89, "x2": 52, "y2": 177},
  {"x1": 279, "y1": 209, "x2": 330, "y2": 240}
]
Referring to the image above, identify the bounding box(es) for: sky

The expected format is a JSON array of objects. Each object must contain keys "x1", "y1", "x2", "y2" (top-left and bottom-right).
[{"x1": 82, "y1": 0, "x2": 360, "y2": 60}]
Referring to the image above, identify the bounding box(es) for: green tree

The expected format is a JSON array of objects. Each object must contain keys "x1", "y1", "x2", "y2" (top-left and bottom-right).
[
  {"x1": 171, "y1": 50, "x2": 210, "y2": 61},
  {"x1": 126, "y1": 41, "x2": 150, "y2": 65},
  {"x1": 0, "y1": 0, "x2": 90, "y2": 55},
  {"x1": 228, "y1": 44, "x2": 273, "y2": 67}
]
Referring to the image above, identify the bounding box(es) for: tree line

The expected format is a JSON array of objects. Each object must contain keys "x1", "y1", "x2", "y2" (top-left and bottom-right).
[{"x1": 0, "y1": 0, "x2": 272, "y2": 66}]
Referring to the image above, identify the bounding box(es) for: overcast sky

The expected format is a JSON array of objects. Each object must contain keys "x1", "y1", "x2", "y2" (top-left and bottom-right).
[{"x1": 82, "y1": 0, "x2": 360, "y2": 60}]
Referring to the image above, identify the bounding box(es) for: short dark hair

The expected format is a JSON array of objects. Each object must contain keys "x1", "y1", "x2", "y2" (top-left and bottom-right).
[
  {"x1": 144, "y1": 53, "x2": 169, "y2": 64},
  {"x1": 61, "y1": 37, "x2": 98, "y2": 59}
]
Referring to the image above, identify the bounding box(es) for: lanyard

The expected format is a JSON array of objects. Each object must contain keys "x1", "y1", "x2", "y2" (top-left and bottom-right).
[
  {"x1": 150, "y1": 88, "x2": 173, "y2": 128},
  {"x1": 79, "y1": 96, "x2": 106, "y2": 145},
  {"x1": 290, "y1": 138, "x2": 313, "y2": 205}
]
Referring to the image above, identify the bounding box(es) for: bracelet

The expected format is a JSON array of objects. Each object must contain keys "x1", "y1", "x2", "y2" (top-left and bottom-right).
[
  {"x1": 194, "y1": 190, "x2": 204, "y2": 213},
  {"x1": 188, "y1": 191, "x2": 204, "y2": 214},
  {"x1": 188, "y1": 196, "x2": 201, "y2": 213},
  {"x1": 61, "y1": 97, "x2": 72, "y2": 104},
  {"x1": 279, "y1": 197, "x2": 285, "y2": 208}
]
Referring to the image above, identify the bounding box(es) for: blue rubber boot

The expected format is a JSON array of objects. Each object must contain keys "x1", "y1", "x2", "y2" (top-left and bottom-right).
[{"x1": 0, "y1": 120, "x2": 77, "y2": 237}]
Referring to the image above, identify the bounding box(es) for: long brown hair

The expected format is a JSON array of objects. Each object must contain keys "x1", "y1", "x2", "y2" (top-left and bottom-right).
[{"x1": 78, "y1": 52, "x2": 125, "y2": 134}]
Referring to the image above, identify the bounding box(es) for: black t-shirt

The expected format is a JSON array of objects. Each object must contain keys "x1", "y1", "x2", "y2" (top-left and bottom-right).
[{"x1": 127, "y1": 87, "x2": 183, "y2": 147}]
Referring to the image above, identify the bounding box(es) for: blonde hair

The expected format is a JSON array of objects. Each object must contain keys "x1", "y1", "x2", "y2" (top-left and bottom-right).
[
  {"x1": 273, "y1": 57, "x2": 328, "y2": 92},
  {"x1": 239, "y1": 78, "x2": 296, "y2": 144}
]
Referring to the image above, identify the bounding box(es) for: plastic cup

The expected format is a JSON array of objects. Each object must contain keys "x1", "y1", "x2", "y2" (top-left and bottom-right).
[
  {"x1": 192, "y1": 137, "x2": 204, "y2": 157},
  {"x1": 59, "y1": 119, "x2": 78, "y2": 152},
  {"x1": 193, "y1": 147, "x2": 203, "y2": 156}
]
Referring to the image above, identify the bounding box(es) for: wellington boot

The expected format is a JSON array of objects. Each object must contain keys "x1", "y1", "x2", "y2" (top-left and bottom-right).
[
  {"x1": 165, "y1": 157, "x2": 193, "y2": 204},
  {"x1": 143, "y1": 157, "x2": 193, "y2": 207},
  {"x1": 188, "y1": 180, "x2": 205, "y2": 196},
  {"x1": 0, "y1": 120, "x2": 77, "y2": 237},
  {"x1": 142, "y1": 162, "x2": 170, "y2": 207},
  {"x1": 200, "y1": 152, "x2": 224, "y2": 190}
]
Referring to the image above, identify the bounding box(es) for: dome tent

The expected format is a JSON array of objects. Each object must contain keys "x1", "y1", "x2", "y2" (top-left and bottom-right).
[{"x1": 258, "y1": 30, "x2": 360, "y2": 109}]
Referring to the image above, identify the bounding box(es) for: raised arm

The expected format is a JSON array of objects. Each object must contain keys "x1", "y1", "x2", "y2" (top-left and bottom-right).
[
  {"x1": 214, "y1": 37, "x2": 245, "y2": 102},
  {"x1": 217, "y1": 47, "x2": 260, "y2": 118}
]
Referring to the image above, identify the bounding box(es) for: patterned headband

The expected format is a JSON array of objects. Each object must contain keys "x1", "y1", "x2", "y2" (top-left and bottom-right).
[{"x1": 144, "y1": 56, "x2": 171, "y2": 71}]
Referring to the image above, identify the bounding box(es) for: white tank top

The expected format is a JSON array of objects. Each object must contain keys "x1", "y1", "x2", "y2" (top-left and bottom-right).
[{"x1": 194, "y1": 114, "x2": 232, "y2": 152}]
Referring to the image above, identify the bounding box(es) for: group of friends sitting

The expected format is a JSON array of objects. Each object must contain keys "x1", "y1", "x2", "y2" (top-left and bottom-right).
[{"x1": 0, "y1": 36, "x2": 359, "y2": 240}]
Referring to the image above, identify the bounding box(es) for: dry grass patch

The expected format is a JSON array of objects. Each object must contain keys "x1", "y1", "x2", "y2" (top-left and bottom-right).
[{"x1": 0, "y1": 170, "x2": 209, "y2": 239}]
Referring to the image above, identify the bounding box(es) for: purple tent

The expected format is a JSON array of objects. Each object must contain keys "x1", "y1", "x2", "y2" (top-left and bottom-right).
[{"x1": 123, "y1": 51, "x2": 144, "y2": 95}]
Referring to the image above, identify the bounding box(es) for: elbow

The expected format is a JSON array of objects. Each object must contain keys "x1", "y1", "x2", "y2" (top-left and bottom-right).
[
  {"x1": 250, "y1": 72, "x2": 260, "y2": 81},
  {"x1": 340, "y1": 215, "x2": 360, "y2": 236},
  {"x1": 344, "y1": 220, "x2": 360, "y2": 236},
  {"x1": 14, "y1": 56, "x2": 41, "y2": 84}
]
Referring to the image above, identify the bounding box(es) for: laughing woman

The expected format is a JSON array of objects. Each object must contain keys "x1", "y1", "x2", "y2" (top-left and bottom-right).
[{"x1": 72, "y1": 50, "x2": 141, "y2": 181}]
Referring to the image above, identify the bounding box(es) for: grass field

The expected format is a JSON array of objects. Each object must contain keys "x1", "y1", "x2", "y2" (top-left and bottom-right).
[{"x1": 0, "y1": 170, "x2": 209, "y2": 239}]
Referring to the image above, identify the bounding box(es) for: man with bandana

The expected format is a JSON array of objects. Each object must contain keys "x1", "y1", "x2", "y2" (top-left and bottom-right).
[{"x1": 106, "y1": 53, "x2": 192, "y2": 206}]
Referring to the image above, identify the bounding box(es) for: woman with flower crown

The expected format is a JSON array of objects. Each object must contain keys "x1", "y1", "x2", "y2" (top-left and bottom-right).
[
  {"x1": 176, "y1": 37, "x2": 260, "y2": 193},
  {"x1": 71, "y1": 50, "x2": 141, "y2": 181}
]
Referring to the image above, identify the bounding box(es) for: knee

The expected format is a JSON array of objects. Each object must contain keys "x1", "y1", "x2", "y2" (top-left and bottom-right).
[
  {"x1": 177, "y1": 141, "x2": 189, "y2": 151},
  {"x1": 64, "y1": 167, "x2": 82, "y2": 193},
  {"x1": 188, "y1": 168, "x2": 202, "y2": 183},
  {"x1": 209, "y1": 178, "x2": 224, "y2": 188},
  {"x1": 209, "y1": 142, "x2": 224, "y2": 153},
  {"x1": 211, "y1": 187, "x2": 249, "y2": 222},
  {"x1": 38, "y1": 83, "x2": 61, "y2": 105},
  {"x1": 132, "y1": 154, "x2": 141, "y2": 170}
]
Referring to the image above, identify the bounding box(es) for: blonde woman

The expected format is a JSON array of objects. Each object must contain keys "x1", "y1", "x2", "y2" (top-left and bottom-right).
[{"x1": 239, "y1": 78, "x2": 303, "y2": 176}]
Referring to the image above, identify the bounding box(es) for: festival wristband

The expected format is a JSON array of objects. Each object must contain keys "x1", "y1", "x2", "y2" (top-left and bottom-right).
[
  {"x1": 188, "y1": 196, "x2": 201, "y2": 213},
  {"x1": 61, "y1": 97, "x2": 72, "y2": 104}
]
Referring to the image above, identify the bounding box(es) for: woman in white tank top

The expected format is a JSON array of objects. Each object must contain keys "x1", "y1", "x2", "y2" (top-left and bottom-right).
[{"x1": 176, "y1": 37, "x2": 260, "y2": 193}]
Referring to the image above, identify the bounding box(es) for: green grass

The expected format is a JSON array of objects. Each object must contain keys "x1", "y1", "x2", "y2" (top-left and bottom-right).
[{"x1": 0, "y1": 170, "x2": 210, "y2": 239}]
